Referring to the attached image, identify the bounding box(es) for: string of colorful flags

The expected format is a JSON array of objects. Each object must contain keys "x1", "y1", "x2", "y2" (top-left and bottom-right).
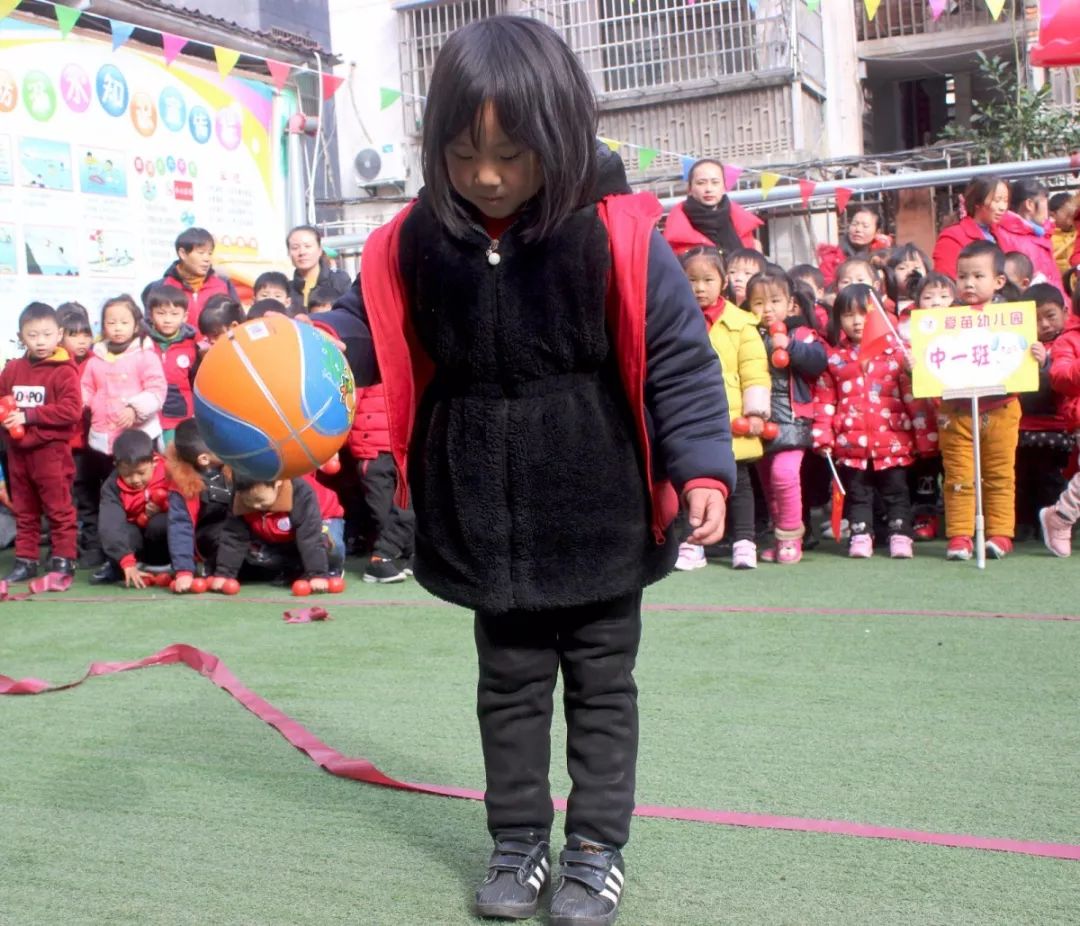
[
  {"x1": 0, "y1": 0, "x2": 347, "y2": 101},
  {"x1": 863, "y1": 0, "x2": 1008, "y2": 20},
  {"x1": 378, "y1": 84, "x2": 857, "y2": 211}
]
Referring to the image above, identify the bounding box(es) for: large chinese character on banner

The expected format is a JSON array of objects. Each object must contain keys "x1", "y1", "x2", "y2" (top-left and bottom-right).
[{"x1": 909, "y1": 303, "x2": 1039, "y2": 399}]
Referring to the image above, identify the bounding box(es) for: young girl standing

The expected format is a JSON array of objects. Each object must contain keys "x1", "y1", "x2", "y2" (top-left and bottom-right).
[
  {"x1": 812, "y1": 284, "x2": 936, "y2": 559},
  {"x1": 81, "y1": 295, "x2": 168, "y2": 456},
  {"x1": 316, "y1": 18, "x2": 734, "y2": 926},
  {"x1": 745, "y1": 270, "x2": 827, "y2": 564},
  {"x1": 677, "y1": 246, "x2": 769, "y2": 570}
]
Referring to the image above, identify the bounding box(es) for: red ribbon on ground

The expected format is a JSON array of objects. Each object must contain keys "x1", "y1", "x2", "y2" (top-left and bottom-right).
[
  {"x1": 283, "y1": 607, "x2": 331, "y2": 623},
  {"x1": 2, "y1": 644, "x2": 1078, "y2": 862},
  {"x1": 0, "y1": 572, "x2": 72, "y2": 601}
]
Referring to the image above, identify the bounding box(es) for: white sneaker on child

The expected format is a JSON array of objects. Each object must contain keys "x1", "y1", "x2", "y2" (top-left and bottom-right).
[
  {"x1": 731, "y1": 539, "x2": 757, "y2": 569},
  {"x1": 674, "y1": 542, "x2": 706, "y2": 571}
]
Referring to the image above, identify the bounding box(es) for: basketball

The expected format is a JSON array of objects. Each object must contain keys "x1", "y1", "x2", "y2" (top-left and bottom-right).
[{"x1": 193, "y1": 315, "x2": 355, "y2": 481}]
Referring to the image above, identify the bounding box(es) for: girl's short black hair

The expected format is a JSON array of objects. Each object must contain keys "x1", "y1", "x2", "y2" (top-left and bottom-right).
[
  {"x1": 911, "y1": 271, "x2": 957, "y2": 305},
  {"x1": 678, "y1": 245, "x2": 725, "y2": 277},
  {"x1": 198, "y1": 295, "x2": 246, "y2": 336},
  {"x1": 744, "y1": 268, "x2": 793, "y2": 303},
  {"x1": 421, "y1": 15, "x2": 598, "y2": 243},
  {"x1": 57, "y1": 302, "x2": 93, "y2": 336},
  {"x1": 100, "y1": 294, "x2": 147, "y2": 339},
  {"x1": 829, "y1": 283, "x2": 873, "y2": 347}
]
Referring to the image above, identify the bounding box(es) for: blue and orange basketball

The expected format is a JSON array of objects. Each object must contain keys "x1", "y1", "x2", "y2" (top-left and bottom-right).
[{"x1": 193, "y1": 315, "x2": 355, "y2": 480}]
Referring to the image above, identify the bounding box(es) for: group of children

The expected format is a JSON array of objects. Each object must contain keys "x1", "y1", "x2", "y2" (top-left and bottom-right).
[
  {"x1": 670, "y1": 164, "x2": 1080, "y2": 569},
  {"x1": 0, "y1": 226, "x2": 413, "y2": 588}
]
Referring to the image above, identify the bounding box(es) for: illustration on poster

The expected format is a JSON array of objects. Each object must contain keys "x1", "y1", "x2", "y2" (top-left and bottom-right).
[{"x1": 0, "y1": 15, "x2": 290, "y2": 334}]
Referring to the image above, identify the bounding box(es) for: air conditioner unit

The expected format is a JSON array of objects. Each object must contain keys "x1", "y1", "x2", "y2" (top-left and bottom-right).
[{"x1": 353, "y1": 142, "x2": 408, "y2": 189}]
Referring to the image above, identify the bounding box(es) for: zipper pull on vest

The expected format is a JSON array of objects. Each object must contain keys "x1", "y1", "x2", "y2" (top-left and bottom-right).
[{"x1": 486, "y1": 239, "x2": 501, "y2": 266}]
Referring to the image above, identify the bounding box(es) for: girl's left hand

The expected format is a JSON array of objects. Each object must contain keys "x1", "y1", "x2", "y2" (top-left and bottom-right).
[
  {"x1": 685, "y1": 487, "x2": 727, "y2": 546},
  {"x1": 771, "y1": 332, "x2": 790, "y2": 351},
  {"x1": 4, "y1": 410, "x2": 26, "y2": 429},
  {"x1": 115, "y1": 406, "x2": 136, "y2": 429},
  {"x1": 745, "y1": 415, "x2": 765, "y2": 437}
]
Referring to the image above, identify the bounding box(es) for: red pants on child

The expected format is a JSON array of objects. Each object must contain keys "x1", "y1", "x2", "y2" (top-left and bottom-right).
[{"x1": 8, "y1": 441, "x2": 77, "y2": 560}]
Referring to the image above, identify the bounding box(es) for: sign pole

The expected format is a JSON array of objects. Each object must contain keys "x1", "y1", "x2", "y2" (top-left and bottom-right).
[{"x1": 942, "y1": 386, "x2": 1004, "y2": 570}]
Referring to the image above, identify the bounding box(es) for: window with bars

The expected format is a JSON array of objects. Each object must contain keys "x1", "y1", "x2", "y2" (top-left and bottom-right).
[{"x1": 397, "y1": 0, "x2": 791, "y2": 129}]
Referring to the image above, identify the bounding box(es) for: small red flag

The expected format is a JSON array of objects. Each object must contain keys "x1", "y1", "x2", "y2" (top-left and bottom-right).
[
  {"x1": 799, "y1": 179, "x2": 816, "y2": 209},
  {"x1": 835, "y1": 187, "x2": 854, "y2": 214},
  {"x1": 859, "y1": 300, "x2": 897, "y2": 364},
  {"x1": 831, "y1": 481, "x2": 844, "y2": 545}
]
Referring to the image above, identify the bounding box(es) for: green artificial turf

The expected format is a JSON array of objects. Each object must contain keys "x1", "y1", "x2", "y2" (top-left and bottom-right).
[{"x1": 1, "y1": 541, "x2": 1078, "y2": 925}]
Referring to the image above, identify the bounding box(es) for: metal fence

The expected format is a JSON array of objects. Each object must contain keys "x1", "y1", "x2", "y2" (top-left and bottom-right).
[{"x1": 854, "y1": 0, "x2": 1020, "y2": 42}]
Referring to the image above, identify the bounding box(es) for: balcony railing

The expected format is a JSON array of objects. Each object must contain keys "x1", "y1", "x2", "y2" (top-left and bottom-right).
[{"x1": 855, "y1": 0, "x2": 1019, "y2": 42}]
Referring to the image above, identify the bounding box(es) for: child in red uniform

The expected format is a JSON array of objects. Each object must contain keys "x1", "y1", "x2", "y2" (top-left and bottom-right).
[
  {"x1": 209, "y1": 476, "x2": 334, "y2": 589},
  {"x1": 57, "y1": 303, "x2": 102, "y2": 566},
  {"x1": 92, "y1": 429, "x2": 171, "y2": 587},
  {"x1": 144, "y1": 285, "x2": 198, "y2": 444},
  {"x1": 166, "y1": 419, "x2": 234, "y2": 590},
  {"x1": 0, "y1": 302, "x2": 83, "y2": 582}
]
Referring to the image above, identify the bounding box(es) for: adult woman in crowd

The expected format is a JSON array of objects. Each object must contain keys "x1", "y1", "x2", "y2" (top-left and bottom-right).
[
  {"x1": 817, "y1": 205, "x2": 892, "y2": 286},
  {"x1": 663, "y1": 158, "x2": 762, "y2": 257},
  {"x1": 931, "y1": 175, "x2": 1009, "y2": 279},
  {"x1": 286, "y1": 224, "x2": 352, "y2": 311},
  {"x1": 994, "y1": 179, "x2": 1065, "y2": 297}
]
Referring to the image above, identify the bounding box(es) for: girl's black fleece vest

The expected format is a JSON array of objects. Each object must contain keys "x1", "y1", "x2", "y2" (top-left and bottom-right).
[{"x1": 398, "y1": 180, "x2": 676, "y2": 614}]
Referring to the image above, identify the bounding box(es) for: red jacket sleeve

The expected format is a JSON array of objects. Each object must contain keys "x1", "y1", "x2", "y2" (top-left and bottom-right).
[
  {"x1": 931, "y1": 228, "x2": 963, "y2": 279},
  {"x1": 1050, "y1": 331, "x2": 1080, "y2": 397},
  {"x1": 811, "y1": 368, "x2": 838, "y2": 452}
]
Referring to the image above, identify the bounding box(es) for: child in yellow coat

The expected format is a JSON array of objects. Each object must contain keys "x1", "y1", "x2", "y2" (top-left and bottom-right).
[{"x1": 677, "y1": 246, "x2": 771, "y2": 569}]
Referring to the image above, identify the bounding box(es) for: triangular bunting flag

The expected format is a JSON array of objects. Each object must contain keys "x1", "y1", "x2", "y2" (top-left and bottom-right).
[
  {"x1": 723, "y1": 164, "x2": 743, "y2": 191},
  {"x1": 864, "y1": 0, "x2": 882, "y2": 19},
  {"x1": 928, "y1": 0, "x2": 948, "y2": 20},
  {"x1": 110, "y1": 20, "x2": 135, "y2": 51},
  {"x1": 835, "y1": 187, "x2": 854, "y2": 214},
  {"x1": 984, "y1": 0, "x2": 1005, "y2": 19},
  {"x1": 267, "y1": 60, "x2": 292, "y2": 92},
  {"x1": 760, "y1": 172, "x2": 780, "y2": 199},
  {"x1": 55, "y1": 5, "x2": 81, "y2": 37},
  {"x1": 637, "y1": 147, "x2": 659, "y2": 170},
  {"x1": 799, "y1": 179, "x2": 816, "y2": 209},
  {"x1": 214, "y1": 46, "x2": 241, "y2": 80},
  {"x1": 322, "y1": 73, "x2": 346, "y2": 101},
  {"x1": 0, "y1": 0, "x2": 20, "y2": 21},
  {"x1": 379, "y1": 87, "x2": 402, "y2": 110},
  {"x1": 806, "y1": 0, "x2": 821, "y2": 11},
  {"x1": 599, "y1": 137, "x2": 621, "y2": 152},
  {"x1": 680, "y1": 156, "x2": 697, "y2": 181},
  {"x1": 162, "y1": 33, "x2": 187, "y2": 66}
]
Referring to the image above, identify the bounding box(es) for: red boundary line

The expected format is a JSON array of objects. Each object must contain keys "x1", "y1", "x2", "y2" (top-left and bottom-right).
[
  {"x1": 2, "y1": 643, "x2": 1077, "y2": 862},
  {"x1": 13, "y1": 595, "x2": 1079, "y2": 621}
]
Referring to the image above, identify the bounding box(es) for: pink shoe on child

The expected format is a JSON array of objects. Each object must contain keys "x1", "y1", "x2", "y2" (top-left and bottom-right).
[
  {"x1": 848, "y1": 534, "x2": 873, "y2": 558},
  {"x1": 759, "y1": 546, "x2": 777, "y2": 563},
  {"x1": 1039, "y1": 506, "x2": 1073, "y2": 558},
  {"x1": 888, "y1": 535, "x2": 914, "y2": 559},
  {"x1": 776, "y1": 538, "x2": 802, "y2": 564}
]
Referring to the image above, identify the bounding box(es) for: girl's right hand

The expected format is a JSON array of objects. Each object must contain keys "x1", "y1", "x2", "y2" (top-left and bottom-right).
[
  {"x1": 209, "y1": 577, "x2": 226, "y2": 592},
  {"x1": 745, "y1": 415, "x2": 765, "y2": 437},
  {"x1": 115, "y1": 406, "x2": 136, "y2": 429}
]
